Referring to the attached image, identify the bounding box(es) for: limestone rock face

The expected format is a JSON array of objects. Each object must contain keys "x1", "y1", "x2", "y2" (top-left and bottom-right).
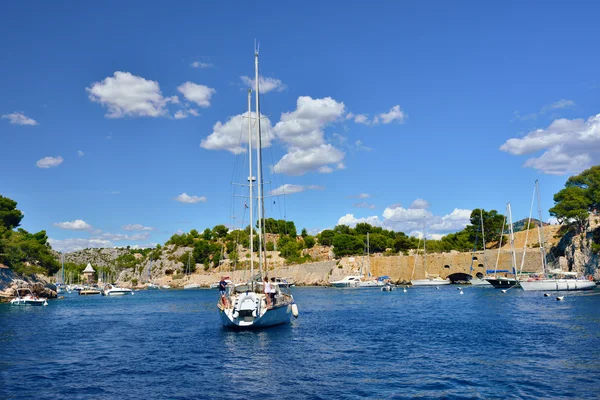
[
  {"x1": 554, "y1": 217, "x2": 600, "y2": 279},
  {"x1": 0, "y1": 268, "x2": 57, "y2": 302}
]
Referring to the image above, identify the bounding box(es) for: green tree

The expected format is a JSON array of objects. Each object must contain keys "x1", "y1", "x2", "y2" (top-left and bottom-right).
[
  {"x1": 565, "y1": 165, "x2": 600, "y2": 211},
  {"x1": 304, "y1": 236, "x2": 315, "y2": 249},
  {"x1": 549, "y1": 186, "x2": 589, "y2": 232},
  {"x1": 301, "y1": 228, "x2": 308, "y2": 238},
  {"x1": 202, "y1": 228, "x2": 212, "y2": 241},
  {"x1": 318, "y1": 229, "x2": 335, "y2": 246},
  {"x1": 0, "y1": 196, "x2": 24, "y2": 230},
  {"x1": 354, "y1": 223, "x2": 373, "y2": 235},
  {"x1": 332, "y1": 234, "x2": 364, "y2": 257},
  {"x1": 466, "y1": 209, "x2": 505, "y2": 248},
  {"x1": 212, "y1": 224, "x2": 229, "y2": 239}
]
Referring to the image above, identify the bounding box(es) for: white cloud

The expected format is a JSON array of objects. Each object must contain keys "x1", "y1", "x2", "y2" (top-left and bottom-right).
[
  {"x1": 54, "y1": 219, "x2": 92, "y2": 230},
  {"x1": 274, "y1": 96, "x2": 345, "y2": 149},
  {"x1": 355, "y1": 140, "x2": 371, "y2": 151},
  {"x1": 177, "y1": 82, "x2": 216, "y2": 108},
  {"x1": 346, "y1": 112, "x2": 355, "y2": 120},
  {"x1": 514, "y1": 99, "x2": 576, "y2": 121},
  {"x1": 240, "y1": 76, "x2": 286, "y2": 93},
  {"x1": 122, "y1": 224, "x2": 154, "y2": 231},
  {"x1": 191, "y1": 61, "x2": 214, "y2": 69},
  {"x1": 337, "y1": 214, "x2": 383, "y2": 227},
  {"x1": 2, "y1": 112, "x2": 38, "y2": 126},
  {"x1": 86, "y1": 71, "x2": 176, "y2": 118},
  {"x1": 337, "y1": 201, "x2": 472, "y2": 237},
  {"x1": 188, "y1": 109, "x2": 199, "y2": 117},
  {"x1": 273, "y1": 144, "x2": 345, "y2": 176},
  {"x1": 349, "y1": 193, "x2": 371, "y2": 199},
  {"x1": 354, "y1": 114, "x2": 369, "y2": 124},
  {"x1": 48, "y1": 238, "x2": 113, "y2": 253},
  {"x1": 269, "y1": 184, "x2": 324, "y2": 196},
  {"x1": 353, "y1": 202, "x2": 376, "y2": 209},
  {"x1": 77, "y1": 150, "x2": 84, "y2": 157},
  {"x1": 175, "y1": 193, "x2": 207, "y2": 204},
  {"x1": 201, "y1": 112, "x2": 274, "y2": 154},
  {"x1": 174, "y1": 110, "x2": 187, "y2": 119},
  {"x1": 97, "y1": 232, "x2": 150, "y2": 241},
  {"x1": 376, "y1": 105, "x2": 405, "y2": 124},
  {"x1": 500, "y1": 113, "x2": 600, "y2": 175},
  {"x1": 410, "y1": 198, "x2": 430, "y2": 209},
  {"x1": 36, "y1": 156, "x2": 63, "y2": 169}
]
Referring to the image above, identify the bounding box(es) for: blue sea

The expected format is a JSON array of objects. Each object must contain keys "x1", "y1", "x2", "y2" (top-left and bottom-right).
[{"x1": 1, "y1": 286, "x2": 599, "y2": 399}]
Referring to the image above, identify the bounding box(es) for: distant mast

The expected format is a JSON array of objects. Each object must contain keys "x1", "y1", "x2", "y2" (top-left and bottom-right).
[
  {"x1": 247, "y1": 88, "x2": 255, "y2": 288},
  {"x1": 254, "y1": 46, "x2": 265, "y2": 279},
  {"x1": 535, "y1": 180, "x2": 548, "y2": 276}
]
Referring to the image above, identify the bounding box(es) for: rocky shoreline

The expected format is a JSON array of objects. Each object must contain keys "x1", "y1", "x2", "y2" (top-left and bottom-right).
[{"x1": 0, "y1": 267, "x2": 58, "y2": 303}]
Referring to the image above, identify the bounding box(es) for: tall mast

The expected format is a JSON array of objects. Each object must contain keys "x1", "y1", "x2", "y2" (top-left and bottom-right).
[
  {"x1": 480, "y1": 209, "x2": 487, "y2": 269},
  {"x1": 423, "y1": 225, "x2": 427, "y2": 277},
  {"x1": 367, "y1": 232, "x2": 370, "y2": 276},
  {"x1": 507, "y1": 202, "x2": 518, "y2": 279},
  {"x1": 61, "y1": 253, "x2": 65, "y2": 284},
  {"x1": 535, "y1": 180, "x2": 548, "y2": 276},
  {"x1": 254, "y1": 47, "x2": 264, "y2": 279},
  {"x1": 247, "y1": 88, "x2": 255, "y2": 287}
]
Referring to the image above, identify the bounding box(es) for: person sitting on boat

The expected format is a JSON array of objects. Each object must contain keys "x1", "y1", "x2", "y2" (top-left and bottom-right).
[
  {"x1": 270, "y1": 277, "x2": 277, "y2": 307},
  {"x1": 264, "y1": 276, "x2": 272, "y2": 308},
  {"x1": 219, "y1": 277, "x2": 229, "y2": 307}
]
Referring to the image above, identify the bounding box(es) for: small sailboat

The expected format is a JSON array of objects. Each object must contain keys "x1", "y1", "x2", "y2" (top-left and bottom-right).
[
  {"x1": 218, "y1": 47, "x2": 297, "y2": 328},
  {"x1": 183, "y1": 253, "x2": 202, "y2": 290},
  {"x1": 485, "y1": 203, "x2": 519, "y2": 289},
  {"x1": 519, "y1": 181, "x2": 596, "y2": 292},
  {"x1": 411, "y1": 226, "x2": 450, "y2": 286},
  {"x1": 469, "y1": 210, "x2": 492, "y2": 286}
]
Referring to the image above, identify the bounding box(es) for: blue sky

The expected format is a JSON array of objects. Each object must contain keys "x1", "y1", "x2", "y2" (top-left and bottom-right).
[{"x1": 2, "y1": 1, "x2": 600, "y2": 252}]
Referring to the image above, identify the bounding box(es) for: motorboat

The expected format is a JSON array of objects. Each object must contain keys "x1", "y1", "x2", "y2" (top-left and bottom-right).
[
  {"x1": 273, "y1": 277, "x2": 295, "y2": 288},
  {"x1": 103, "y1": 284, "x2": 133, "y2": 296},
  {"x1": 147, "y1": 283, "x2": 160, "y2": 290},
  {"x1": 381, "y1": 282, "x2": 396, "y2": 291},
  {"x1": 161, "y1": 285, "x2": 171, "y2": 290},
  {"x1": 10, "y1": 288, "x2": 48, "y2": 306},
  {"x1": 183, "y1": 283, "x2": 202, "y2": 290},
  {"x1": 330, "y1": 275, "x2": 361, "y2": 288},
  {"x1": 79, "y1": 286, "x2": 102, "y2": 295}
]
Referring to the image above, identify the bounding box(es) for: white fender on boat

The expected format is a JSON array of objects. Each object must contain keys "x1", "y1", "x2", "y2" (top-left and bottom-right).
[
  {"x1": 291, "y1": 303, "x2": 299, "y2": 318},
  {"x1": 43, "y1": 301, "x2": 48, "y2": 306},
  {"x1": 557, "y1": 296, "x2": 565, "y2": 301}
]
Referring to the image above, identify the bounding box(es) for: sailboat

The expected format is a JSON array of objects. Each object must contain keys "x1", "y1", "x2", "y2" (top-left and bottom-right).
[
  {"x1": 358, "y1": 233, "x2": 385, "y2": 288},
  {"x1": 519, "y1": 181, "x2": 596, "y2": 291},
  {"x1": 411, "y1": 226, "x2": 450, "y2": 286},
  {"x1": 218, "y1": 47, "x2": 298, "y2": 328},
  {"x1": 469, "y1": 210, "x2": 492, "y2": 286},
  {"x1": 184, "y1": 252, "x2": 201, "y2": 290},
  {"x1": 485, "y1": 203, "x2": 519, "y2": 289}
]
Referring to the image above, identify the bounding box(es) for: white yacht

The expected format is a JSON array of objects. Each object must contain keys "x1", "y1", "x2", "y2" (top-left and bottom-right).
[
  {"x1": 217, "y1": 48, "x2": 298, "y2": 329},
  {"x1": 520, "y1": 270, "x2": 596, "y2": 291},
  {"x1": 411, "y1": 274, "x2": 451, "y2": 286},
  {"x1": 10, "y1": 288, "x2": 48, "y2": 306},
  {"x1": 184, "y1": 283, "x2": 202, "y2": 290},
  {"x1": 103, "y1": 284, "x2": 133, "y2": 296},
  {"x1": 330, "y1": 275, "x2": 362, "y2": 288}
]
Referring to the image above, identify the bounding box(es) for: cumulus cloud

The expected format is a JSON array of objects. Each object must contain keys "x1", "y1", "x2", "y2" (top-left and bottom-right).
[
  {"x1": 354, "y1": 114, "x2": 369, "y2": 124},
  {"x1": 410, "y1": 198, "x2": 430, "y2": 209},
  {"x1": 274, "y1": 96, "x2": 345, "y2": 149},
  {"x1": 500, "y1": 113, "x2": 600, "y2": 175},
  {"x1": 191, "y1": 61, "x2": 214, "y2": 69},
  {"x1": 48, "y1": 238, "x2": 113, "y2": 253},
  {"x1": 86, "y1": 71, "x2": 177, "y2": 118},
  {"x1": 2, "y1": 112, "x2": 38, "y2": 126},
  {"x1": 337, "y1": 200, "x2": 472, "y2": 237},
  {"x1": 98, "y1": 232, "x2": 150, "y2": 241},
  {"x1": 36, "y1": 156, "x2": 63, "y2": 169},
  {"x1": 240, "y1": 76, "x2": 286, "y2": 93},
  {"x1": 269, "y1": 184, "x2": 324, "y2": 196},
  {"x1": 54, "y1": 219, "x2": 92, "y2": 230},
  {"x1": 273, "y1": 144, "x2": 345, "y2": 176},
  {"x1": 201, "y1": 112, "x2": 273, "y2": 154},
  {"x1": 122, "y1": 224, "x2": 154, "y2": 231},
  {"x1": 177, "y1": 82, "x2": 216, "y2": 108},
  {"x1": 174, "y1": 110, "x2": 188, "y2": 119},
  {"x1": 349, "y1": 193, "x2": 371, "y2": 199},
  {"x1": 175, "y1": 193, "x2": 207, "y2": 204},
  {"x1": 375, "y1": 105, "x2": 406, "y2": 124}
]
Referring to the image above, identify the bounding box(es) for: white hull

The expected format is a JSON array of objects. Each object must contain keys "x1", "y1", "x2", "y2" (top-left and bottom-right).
[
  {"x1": 10, "y1": 298, "x2": 48, "y2": 306},
  {"x1": 411, "y1": 279, "x2": 451, "y2": 286},
  {"x1": 520, "y1": 279, "x2": 596, "y2": 291},
  {"x1": 219, "y1": 290, "x2": 294, "y2": 328},
  {"x1": 330, "y1": 275, "x2": 362, "y2": 288},
  {"x1": 469, "y1": 278, "x2": 492, "y2": 286},
  {"x1": 184, "y1": 283, "x2": 202, "y2": 290},
  {"x1": 105, "y1": 290, "x2": 132, "y2": 296},
  {"x1": 358, "y1": 280, "x2": 384, "y2": 288}
]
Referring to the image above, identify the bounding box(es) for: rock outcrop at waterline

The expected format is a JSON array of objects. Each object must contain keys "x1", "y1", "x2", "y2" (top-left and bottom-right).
[
  {"x1": 552, "y1": 216, "x2": 600, "y2": 279},
  {"x1": 0, "y1": 266, "x2": 58, "y2": 302}
]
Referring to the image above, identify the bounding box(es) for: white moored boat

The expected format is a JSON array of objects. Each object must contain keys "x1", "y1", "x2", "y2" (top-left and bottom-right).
[
  {"x1": 410, "y1": 227, "x2": 450, "y2": 286},
  {"x1": 10, "y1": 288, "x2": 48, "y2": 306},
  {"x1": 217, "y1": 47, "x2": 298, "y2": 329},
  {"x1": 184, "y1": 283, "x2": 202, "y2": 290},
  {"x1": 103, "y1": 284, "x2": 133, "y2": 296},
  {"x1": 330, "y1": 275, "x2": 362, "y2": 288},
  {"x1": 520, "y1": 270, "x2": 596, "y2": 291}
]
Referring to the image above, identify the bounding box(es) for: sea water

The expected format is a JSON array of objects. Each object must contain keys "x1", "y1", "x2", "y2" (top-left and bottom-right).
[{"x1": 1, "y1": 286, "x2": 599, "y2": 399}]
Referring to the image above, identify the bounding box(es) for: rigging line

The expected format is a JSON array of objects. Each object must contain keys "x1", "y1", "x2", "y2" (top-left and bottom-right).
[
  {"x1": 494, "y1": 213, "x2": 507, "y2": 276},
  {"x1": 519, "y1": 184, "x2": 537, "y2": 276}
]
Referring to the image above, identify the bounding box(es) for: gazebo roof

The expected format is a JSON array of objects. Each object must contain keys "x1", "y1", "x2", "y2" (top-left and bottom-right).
[{"x1": 83, "y1": 263, "x2": 95, "y2": 273}]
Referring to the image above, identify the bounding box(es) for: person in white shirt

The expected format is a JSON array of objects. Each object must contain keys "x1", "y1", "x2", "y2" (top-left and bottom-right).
[{"x1": 264, "y1": 276, "x2": 272, "y2": 308}]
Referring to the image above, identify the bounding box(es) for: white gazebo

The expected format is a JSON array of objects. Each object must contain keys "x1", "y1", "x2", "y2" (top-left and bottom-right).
[{"x1": 83, "y1": 263, "x2": 95, "y2": 283}]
